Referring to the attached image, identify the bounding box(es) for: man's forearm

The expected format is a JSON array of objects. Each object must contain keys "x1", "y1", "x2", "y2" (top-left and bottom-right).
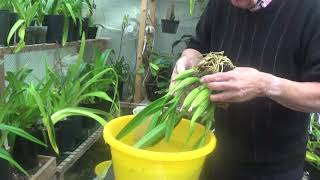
[{"x1": 265, "y1": 75, "x2": 320, "y2": 112}]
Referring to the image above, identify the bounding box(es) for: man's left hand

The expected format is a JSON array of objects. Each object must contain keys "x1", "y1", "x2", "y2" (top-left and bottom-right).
[{"x1": 201, "y1": 67, "x2": 273, "y2": 103}]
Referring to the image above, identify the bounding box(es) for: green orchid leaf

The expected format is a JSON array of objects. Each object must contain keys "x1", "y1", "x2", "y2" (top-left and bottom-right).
[
  {"x1": 0, "y1": 148, "x2": 29, "y2": 176},
  {"x1": 0, "y1": 124, "x2": 47, "y2": 147},
  {"x1": 51, "y1": 107, "x2": 108, "y2": 126},
  {"x1": 7, "y1": 19, "x2": 25, "y2": 45}
]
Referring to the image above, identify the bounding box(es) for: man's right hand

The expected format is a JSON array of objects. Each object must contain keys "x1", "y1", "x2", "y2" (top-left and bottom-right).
[{"x1": 171, "y1": 49, "x2": 203, "y2": 82}]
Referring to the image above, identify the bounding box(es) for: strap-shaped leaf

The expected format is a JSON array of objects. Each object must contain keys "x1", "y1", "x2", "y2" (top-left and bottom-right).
[
  {"x1": 116, "y1": 95, "x2": 171, "y2": 140},
  {"x1": 190, "y1": 0, "x2": 196, "y2": 15},
  {"x1": 7, "y1": 19, "x2": 25, "y2": 45},
  {"x1": 0, "y1": 124, "x2": 46, "y2": 147},
  {"x1": 51, "y1": 107, "x2": 108, "y2": 126},
  {"x1": 27, "y1": 86, "x2": 59, "y2": 154},
  {"x1": 0, "y1": 147, "x2": 29, "y2": 176},
  {"x1": 76, "y1": 91, "x2": 114, "y2": 106},
  {"x1": 65, "y1": 2, "x2": 76, "y2": 23}
]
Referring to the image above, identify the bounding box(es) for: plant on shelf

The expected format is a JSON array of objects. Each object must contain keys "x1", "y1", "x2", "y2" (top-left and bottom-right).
[
  {"x1": 42, "y1": 0, "x2": 92, "y2": 44},
  {"x1": 138, "y1": 52, "x2": 173, "y2": 101},
  {"x1": 161, "y1": 0, "x2": 179, "y2": 34},
  {"x1": 306, "y1": 113, "x2": 320, "y2": 179},
  {"x1": 0, "y1": 0, "x2": 13, "y2": 11},
  {"x1": 7, "y1": 0, "x2": 39, "y2": 52},
  {"x1": 29, "y1": 35, "x2": 119, "y2": 154},
  {"x1": 0, "y1": 124, "x2": 46, "y2": 176}
]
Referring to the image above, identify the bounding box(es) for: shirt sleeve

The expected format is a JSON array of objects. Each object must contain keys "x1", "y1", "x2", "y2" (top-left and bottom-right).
[
  {"x1": 300, "y1": 3, "x2": 320, "y2": 82},
  {"x1": 187, "y1": 0, "x2": 214, "y2": 54}
]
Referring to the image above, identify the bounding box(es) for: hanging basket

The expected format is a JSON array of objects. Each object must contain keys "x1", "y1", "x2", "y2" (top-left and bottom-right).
[{"x1": 161, "y1": 19, "x2": 180, "y2": 34}]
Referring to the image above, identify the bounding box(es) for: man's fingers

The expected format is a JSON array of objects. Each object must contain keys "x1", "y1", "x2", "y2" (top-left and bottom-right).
[
  {"x1": 210, "y1": 91, "x2": 239, "y2": 102},
  {"x1": 201, "y1": 72, "x2": 234, "y2": 83},
  {"x1": 207, "y1": 82, "x2": 236, "y2": 91}
]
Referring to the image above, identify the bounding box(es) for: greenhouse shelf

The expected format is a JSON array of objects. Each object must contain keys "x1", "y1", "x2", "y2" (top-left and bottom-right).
[
  {"x1": 55, "y1": 127, "x2": 103, "y2": 180},
  {"x1": 0, "y1": 38, "x2": 110, "y2": 94}
]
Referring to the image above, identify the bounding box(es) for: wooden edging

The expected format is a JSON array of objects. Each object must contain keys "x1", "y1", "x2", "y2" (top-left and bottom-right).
[
  {"x1": 30, "y1": 155, "x2": 56, "y2": 180},
  {"x1": 55, "y1": 127, "x2": 103, "y2": 180}
]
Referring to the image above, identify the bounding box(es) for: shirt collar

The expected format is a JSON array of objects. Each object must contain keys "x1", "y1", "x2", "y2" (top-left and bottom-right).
[{"x1": 249, "y1": 0, "x2": 273, "y2": 12}]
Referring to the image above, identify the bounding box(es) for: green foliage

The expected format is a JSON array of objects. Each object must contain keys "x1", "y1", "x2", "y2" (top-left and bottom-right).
[
  {"x1": 0, "y1": 124, "x2": 46, "y2": 176},
  {"x1": 0, "y1": 0, "x2": 13, "y2": 11},
  {"x1": 7, "y1": 0, "x2": 39, "y2": 52},
  {"x1": 307, "y1": 113, "x2": 320, "y2": 169},
  {"x1": 139, "y1": 52, "x2": 173, "y2": 95}
]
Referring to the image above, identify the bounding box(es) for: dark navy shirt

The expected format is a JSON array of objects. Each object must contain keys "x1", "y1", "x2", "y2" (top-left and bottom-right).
[{"x1": 188, "y1": 0, "x2": 320, "y2": 175}]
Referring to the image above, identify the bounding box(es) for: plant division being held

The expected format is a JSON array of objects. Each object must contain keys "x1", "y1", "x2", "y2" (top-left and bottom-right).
[{"x1": 117, "y1": 52, "x2": 235, "y2": 150}]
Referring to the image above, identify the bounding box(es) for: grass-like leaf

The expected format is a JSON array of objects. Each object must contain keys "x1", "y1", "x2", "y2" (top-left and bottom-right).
[
  {"x1": 0, "y1": 147, "x2": 29, "y2": 176},
  {"x1": 0, "y1": 124, "x2": 46, "y2": 147},
  {"x1": 116, "y1": 95, "x2": 170, "y2": 140},
  {"x1": 51, "y1": 107, "x2": 109, "y2": 126}
]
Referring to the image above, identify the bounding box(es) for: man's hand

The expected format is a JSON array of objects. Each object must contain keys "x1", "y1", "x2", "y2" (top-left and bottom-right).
[
  {"x1": 201, "y1": 67, "x2": 273, "y2": 103},
  {"x1": 171, "y1": 49, "x2": 203, "y2": 81}
]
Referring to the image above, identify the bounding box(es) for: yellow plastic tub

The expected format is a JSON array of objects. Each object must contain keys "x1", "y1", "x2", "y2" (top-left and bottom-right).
[{"x1": 103, "y1": 115, "x2": 216, "y2": 180}]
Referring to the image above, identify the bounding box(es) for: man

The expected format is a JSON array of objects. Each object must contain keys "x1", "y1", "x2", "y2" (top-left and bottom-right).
[{"x1": 171, "y1": 0, "x2": 320, "y2": 179}]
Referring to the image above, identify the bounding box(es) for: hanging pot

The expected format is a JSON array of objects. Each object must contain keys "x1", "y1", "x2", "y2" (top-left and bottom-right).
[
  {"x1": 161, "y1": 19, "x2": 180, "y2": 34},
  {"x1": 0, "y1": 10, "x2": 10, "y2": 46},
  {"x1": 43, "y1": 15, "x2": 64, "y2": 44}
]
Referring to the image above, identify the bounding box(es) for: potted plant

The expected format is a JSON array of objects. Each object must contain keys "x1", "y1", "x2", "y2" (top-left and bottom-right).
[
  {"x1": 0, "y1": 0, "x2": 11, "y2": 46},
  {"x1": 7, "y1": 0, "x2": 39, "y2": 52},
  {"x1": 161, "y1": 0, "x2": 179, "y2": 34},
  {"x1": 42, "y1": 0, "x2": 65, "y2": 44},
  {"x1": 42, "y1": 0, "x2": 89, "y2": 45},
  {"x1": 0, "y1": 124, "x2": 46, "y2": 178},
  {"x1": 80, "y1": 48, "x2": 122, "y2": 130},
  {"x1": 138, "y1": 52, "x2": 173, "y2": 101},
  {"x1": 29, "y1": 37, "x2": 119, "y2": 154},
  {"x1": 305, "y1": 113, "x2": 320, "y2": 180},
  {"x1": 1, "y1": 67, "x2": 46, "y2": 170}
]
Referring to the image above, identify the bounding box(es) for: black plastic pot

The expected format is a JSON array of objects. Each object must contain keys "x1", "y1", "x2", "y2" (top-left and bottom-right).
[
  {"x1": 9, "y1": 13, "x2": 18, "y2": 45},
  {"x1": 13, "y1": 128, "x2": 40, "y2": 170},
  {"x1": 80, "y1": 102, "x2": 107, "y2": 129},
  {"x1": 25, "y1": 27, "x2": 37, "y2": 45},
  {"x1": 55, "y1": 116, "x2": 84, "y2": 152},
  {"x1": 43, "y1": 15, "x2": 64, "y2": 44},
  {"x1": 67, "y1": 17, "x2": 76, "y2": 42},
  {"x1": 305, "y1": 162, "x2": 320, "y2": 180},
  {"x1": 145, "y1": 83, "x2": 164, "y2": 101},
  {"x1": 0, "y1": 10, "x2": 10, "y2": 46},
  {"x1": 35, "y1": 26, "x2": 48, "y2": 44},
  {"x1": 25, "y1": 26, "x2": 48, "y2": 45},
  {"x1": 87, "y1": 27, "x2": 98, "y2": 39},
  {"x1": 118, "y1": 81, "x2": 124, "y2": 100},
  {"x1": 161, "y1": 19, "x2": 180, "y2": 34},
  {"x1": 83, "y1": 18, "x2": 89, "y2": 37},
  {"x1": 72, "y1": 19, "x2": 82, "y2": 41},
  {"x1": 0, "y1": 159, "x2": 10, "y2": 180}
]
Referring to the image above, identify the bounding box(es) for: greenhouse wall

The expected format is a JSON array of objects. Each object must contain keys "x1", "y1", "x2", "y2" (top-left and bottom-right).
[{"x1": 94, "y1": 0, "x2": 203, "y2": 71}]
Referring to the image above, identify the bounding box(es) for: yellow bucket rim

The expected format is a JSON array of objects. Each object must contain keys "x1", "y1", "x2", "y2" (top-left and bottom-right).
[{"x1": 103, "y1": 115, "x2": 216, "y2": 162}]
